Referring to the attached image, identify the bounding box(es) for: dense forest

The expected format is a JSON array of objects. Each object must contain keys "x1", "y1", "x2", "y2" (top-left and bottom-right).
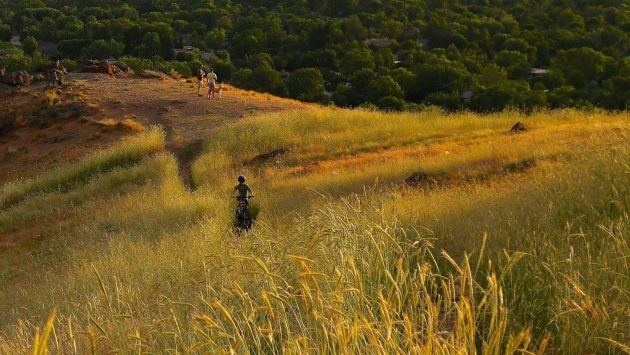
[{"x1": 1, "y1": 0, "x2": 630, "y2": 111}]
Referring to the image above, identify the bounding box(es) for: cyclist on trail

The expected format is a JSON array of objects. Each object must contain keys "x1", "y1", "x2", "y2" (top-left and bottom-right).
[{"x1": 234, "y1": 175, "x2": 253, "y2": 203}]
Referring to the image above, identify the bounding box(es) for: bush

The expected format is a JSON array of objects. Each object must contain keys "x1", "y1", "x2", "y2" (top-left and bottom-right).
[
  {"x1": 60, "y1": 59, "x2": 78, "y2": 71},
  {"x1": 376, "y1": 95, "x2": 406, "y2": 111},
  {"x1": 212, "y1": 59, "x2": 235, "y2": 81},
  {"x1": 231, "y1": 68, "x2": 253, "y2": 89},
  {"x1": 287, "y1": 67, "x2": 326, "y2": 102},
  {"x1": 22, "y1": 36, "x2": 38, "y2": 56}
]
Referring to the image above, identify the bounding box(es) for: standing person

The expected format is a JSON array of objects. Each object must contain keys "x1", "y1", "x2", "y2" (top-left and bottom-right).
[
  {"x1": 105, "y1": 59, "x2": 115, "y2": 78},
  {"x1": 196, "y1": 65, "x2": 206, "y2": 96},
  {"x1": 206, "y1": 68, "x2": 218, "y2": 98},
  {"x1": 48, "y1": 57, "x2": 63, "y2": 87}
]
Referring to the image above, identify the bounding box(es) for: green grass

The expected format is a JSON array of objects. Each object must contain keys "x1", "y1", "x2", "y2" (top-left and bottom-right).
[{"x1": 0, "y1": 108, "x2": 628, "y2": 353}]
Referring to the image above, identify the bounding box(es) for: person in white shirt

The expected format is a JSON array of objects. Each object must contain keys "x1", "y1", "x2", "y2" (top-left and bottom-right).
[{"x1": 206, "y1": 68, "x2": 218, "y2": 98}]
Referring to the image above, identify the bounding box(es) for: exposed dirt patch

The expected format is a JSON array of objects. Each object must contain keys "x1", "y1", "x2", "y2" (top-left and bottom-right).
[
  {"x1": 0, "y1": 73, "x2": 312, "y2": 184},
  {"x1": 171, "y1": 139, "x2": 205, "y2": 191}
]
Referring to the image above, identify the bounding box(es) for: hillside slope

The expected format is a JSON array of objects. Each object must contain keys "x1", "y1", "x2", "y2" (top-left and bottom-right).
[
  {"x1": 0, "y1": 95, "x2": 628, "y2": 352},
  {"x1": 0, "y1": 73, "x2": 310, "y2": 182}
]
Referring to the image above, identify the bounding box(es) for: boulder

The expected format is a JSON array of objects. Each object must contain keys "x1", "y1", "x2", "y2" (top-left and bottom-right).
[
  {"x1": 510, "y1": 121, "x2": 527, "y2": 133},
  {"x1": 82, "y1": 63, "x2": 119, "y2": 74},
  {"x1": 0, "y1": 71, "x2": 33, "y2": 86},
  {"x1": 81, "y1": 59, "x2": 133, "y2": 75},
  {"x1": 249, "y1": 148, "x2": 289, "y2": 164},
  {"x1": 136, "y1": 69, "x2": 168, "y2": 79}
]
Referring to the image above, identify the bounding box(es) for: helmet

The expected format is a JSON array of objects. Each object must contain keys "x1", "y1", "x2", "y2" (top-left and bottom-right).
[{"x1": 238, "y1": 175, "x2": 246, "y2": 183}]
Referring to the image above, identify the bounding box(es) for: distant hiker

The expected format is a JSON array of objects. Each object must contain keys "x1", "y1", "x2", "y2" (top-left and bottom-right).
[
  {"x1": 206, "y1": 68, "x2": 218, "y2": 98},
  {"x1": 106, "y1": 60, "x2": 115, "y2": 78},
  {"x1": 196, "y1": 65, "x2": 206, "y2": 96},
  {"x1": 48, "y1": 57, "x2": 63, "y2": 87}
]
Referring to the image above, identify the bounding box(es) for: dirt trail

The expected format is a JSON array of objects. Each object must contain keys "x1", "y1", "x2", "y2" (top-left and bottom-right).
[
  {"x1": 0, "y1": 73, "x2": 311, "y2": 186},
  {"x1": 73, "y1": 73, "x2": 312, "y2": 191}
]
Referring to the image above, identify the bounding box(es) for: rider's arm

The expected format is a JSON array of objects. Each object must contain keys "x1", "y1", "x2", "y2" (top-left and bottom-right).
[{"x1": 247, "y1": 185, "x2": 253, "y2": 196}]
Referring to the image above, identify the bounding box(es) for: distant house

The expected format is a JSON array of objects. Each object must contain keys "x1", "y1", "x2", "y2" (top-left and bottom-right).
[
  {"x1": 10, "y1": 34, "x2": 21, "y2": 46},
  {"x1": 172, "y1": 46, "x2": 195, "y2": 56},
  {"x1": 461, "y1": 90, "x2": 474, "y2": 100},
  {"x1": 529, "y1": 68, "x2": 549, "y2": 77},
  {"x1": 365, "y1": 37, "x2": 392, "y2": 48}
]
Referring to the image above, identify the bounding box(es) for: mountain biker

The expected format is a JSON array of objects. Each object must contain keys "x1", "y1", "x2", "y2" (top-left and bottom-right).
[{"x1": 234, "y1": 175, "x2": 253, "y2": 204}]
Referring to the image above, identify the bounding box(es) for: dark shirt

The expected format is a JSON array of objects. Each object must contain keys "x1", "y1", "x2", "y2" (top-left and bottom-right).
[{"x1": 234, "y1": 183, "x2": 252, "y2": 199}]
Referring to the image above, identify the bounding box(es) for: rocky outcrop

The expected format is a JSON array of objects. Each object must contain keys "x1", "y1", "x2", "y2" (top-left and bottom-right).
[
  {"x1": 510, "y1": 121, "x2": 527, "y2": 133},
  {"x1": 249, "y1": 148, "x2": 289, "y2": 164},
  {"x1": 135, "y1": 69, "x2": 168, "y2": 79},
  {"x1": 0, "y1": 71, "x2": 33, "y2": 86},
  {"x1": 81, "y1": 60, "x2": 133, "y2": 75}
]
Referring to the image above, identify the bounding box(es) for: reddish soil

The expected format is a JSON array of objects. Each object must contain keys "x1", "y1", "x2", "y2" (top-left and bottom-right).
[{"x1": 0, "y1": 73, "x2": 311, "y2": 184}]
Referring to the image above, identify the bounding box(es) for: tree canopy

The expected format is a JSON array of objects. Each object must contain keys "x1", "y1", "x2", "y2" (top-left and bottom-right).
[{"x1": 2, "y1": 0, "x2": 630, "y2": 111}]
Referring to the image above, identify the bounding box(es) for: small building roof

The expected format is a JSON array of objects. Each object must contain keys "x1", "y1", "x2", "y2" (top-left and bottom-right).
[
  {"x1": 365, "y1": 37, "x2": 392, "y2": 47},
  {"x1": 461, "y1": 90, "x2": 474, "y2": 99},
  {"x1": 529, "y1": 68, "x2": 549, "y2": 75}
]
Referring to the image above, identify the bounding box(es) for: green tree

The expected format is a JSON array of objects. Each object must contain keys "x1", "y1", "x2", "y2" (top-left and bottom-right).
[
  {"x1": 83, "y1": 39, "x2": 124, "y2": 59},
  {"x1": 469, "y1": 81, "x2": 528, "y2": 112},
  {"x1": 341, "y1": 49, "x2": 375, "y2": 75},
  {"x1": 22, "y1": 36, "x2": 38, "y2": 56},
  {"x1": 496, "y1": 50, "x2": 530, "y2": 80},
  {"x1": 287, "y1": 68, "x2": 326, "y2": 102},
  {"x1": 137, "y1": 32, "x2": 162, "y2": 57},
  {"x1": 390, "y1": 68, "x2": 416, "y2": 99},
  {"x1": 212, "y1": 59, "x2": 236, "y2": 81},
  {"x1": 343, "y1": 15, "x2": 368, "y2": 41},
  {"x1": 552, "y1": 47, "x2": 612, "y2": 89},
  {"x1": 232, "y1": 68, "x2": 253, "y2": 89},
  {"x1": 478, "y1": 64, "x2": 508, "y2": 87},
  {"x1": 377, "y1": 95, "x2": 406, "y2": 111},
  {"x1": 332, "y1": 83, "x2": 359, "y2": 107},
  {"x1": 204, "y1": 29, "x2": 226, "y2": 49},
  {"x1": 250, "y1": 65, "x2": 286, "y2": 96},
  {"x1": 0, "y1": 23, "x2": 11, "y2": 41},
  {"x1": 367, "y1": 75, "x2": 404, "y2": 103}
]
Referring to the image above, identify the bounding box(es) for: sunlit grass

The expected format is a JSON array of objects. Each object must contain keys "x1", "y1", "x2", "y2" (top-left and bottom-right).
[
  {"x1": 0, "y1": 108, "x2": 628, "y2": 353},
  {"x1": 0, "y1": 127, "x2": 165, "y2": 210}
]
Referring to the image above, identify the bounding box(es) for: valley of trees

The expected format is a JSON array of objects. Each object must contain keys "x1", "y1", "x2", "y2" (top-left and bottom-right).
[{"x1": 1, "y1": 0, "x2": 630, "y2": 111}]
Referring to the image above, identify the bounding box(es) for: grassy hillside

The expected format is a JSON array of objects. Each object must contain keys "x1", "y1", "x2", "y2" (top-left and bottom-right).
[{"x1": 0, "y1": 108, "x2": 628, "y2": 353}]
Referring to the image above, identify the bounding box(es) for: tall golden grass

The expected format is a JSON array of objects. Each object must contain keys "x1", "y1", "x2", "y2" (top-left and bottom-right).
[{"x1": 0, "y1": 108, "x2": 628, "y2": 353}]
